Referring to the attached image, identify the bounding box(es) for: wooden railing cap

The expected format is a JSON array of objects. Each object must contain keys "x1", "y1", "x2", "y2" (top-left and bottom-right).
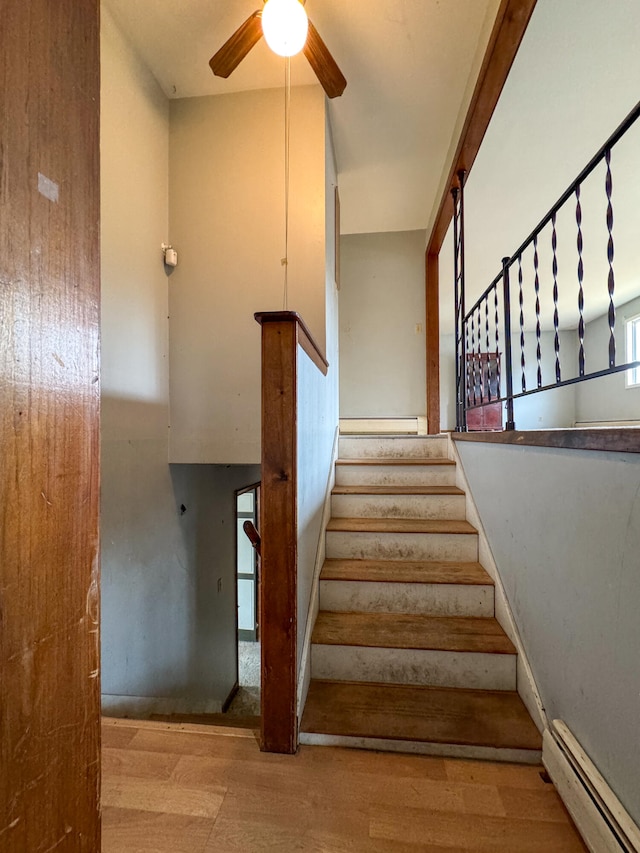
[{"x1": 255, "y1": 311, "x2": 329, "y2": 375}]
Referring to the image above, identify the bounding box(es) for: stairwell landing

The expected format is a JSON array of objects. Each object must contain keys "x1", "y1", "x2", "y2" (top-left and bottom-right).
[{"x1": 300, "y1": 434, "x2": 542, "y2": 763}]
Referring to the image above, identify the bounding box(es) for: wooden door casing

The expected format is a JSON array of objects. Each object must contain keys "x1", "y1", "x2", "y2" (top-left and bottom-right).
[{"x1": 0, "y1": 1, "x2": 101, "y2": 849}]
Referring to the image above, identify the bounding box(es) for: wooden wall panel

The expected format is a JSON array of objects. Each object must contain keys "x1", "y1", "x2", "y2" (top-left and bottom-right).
[{"x1": 0, "y1": 1, "x2": 101, "y2": 850}]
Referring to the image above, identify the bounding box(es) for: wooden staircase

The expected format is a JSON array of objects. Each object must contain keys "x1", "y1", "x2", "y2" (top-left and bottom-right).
[{"x1": 300, "y1": 434, "x2": 542, "y2": 763}]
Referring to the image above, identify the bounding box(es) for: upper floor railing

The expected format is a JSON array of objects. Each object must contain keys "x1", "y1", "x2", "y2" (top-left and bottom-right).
[{"x1": 453, "y1": 99, "x2": 640, "y2": 431}]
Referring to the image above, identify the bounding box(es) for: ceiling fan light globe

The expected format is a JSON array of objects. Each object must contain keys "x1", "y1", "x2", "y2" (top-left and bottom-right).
[{"x1": 262, "y1": 0, "x2": 309, "y2": 57}]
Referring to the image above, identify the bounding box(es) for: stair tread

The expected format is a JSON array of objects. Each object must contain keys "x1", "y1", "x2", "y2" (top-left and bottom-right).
[
  {"x1": 327, "y1": 517, "x2": 477, "y2": 535},
  {"x1": 337, "y1": 457, "x2": 454, "y2": 466},
  {"x1": 332, "y1": 485, "x2": 464, "y2": 496},
  {"x1": 320, "y1": 558, "x2": 493, "y2": 586},
  {"x1": 301, "y1": 680, "x2": 541, "y2": 751},
  {"x1": 312, "y1": 611, "x2": 516, "y2": 654}
]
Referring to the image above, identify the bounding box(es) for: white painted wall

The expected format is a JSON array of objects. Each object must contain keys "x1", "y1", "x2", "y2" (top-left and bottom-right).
[
  {"x1": 168, "y1": 85, "x2": 329, "y2": 463},
  {"x1": 101, "y1": 7, "x2": 258, "y2": 713},
  {"x1": 297, "y1": 120, "x2": 340, "y2": 708},
  {"x1": 340, "y1": 230, "x2": 427, "y2": 418},
  {"x1": 511, "y1": 330, "x2": 577, "y2": 430},
  {"x1": 296, "y1": 350, "x2": 337, "y2": 668},
  {"x1": 456, "y1": 440, "x2": 640, "y2": 827},
  {"x1": 575, "y1": 295, "x2": 640, "y2": 423},
  {"x1": 101, "y1": 4, "x2": 170, "y2": 417}
]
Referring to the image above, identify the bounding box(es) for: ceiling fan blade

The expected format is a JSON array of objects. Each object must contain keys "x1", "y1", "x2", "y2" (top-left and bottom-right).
[
  {"x1": 209, "y1": 10, "x2": 263, "y2": 79},
  {"x1": 303, "y1": 20, "x2": 347, "y2": 99}
]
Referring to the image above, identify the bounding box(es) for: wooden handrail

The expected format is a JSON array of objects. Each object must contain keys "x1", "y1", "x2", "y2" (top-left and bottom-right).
[
  {"x1": 255, "y1": 311, "x2": 328, "y2": 375},
  {"x1": 242, "y1": 520, "x2": 261, "y2": 558},
  {"x1": 254, "y1": 310, "x2": 329, "y2": 754}
]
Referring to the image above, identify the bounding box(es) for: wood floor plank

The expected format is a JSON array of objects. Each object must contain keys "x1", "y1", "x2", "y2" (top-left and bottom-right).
[
  {"x1": 320, "y1": 558, "x2": 493, "y2": 586},
  {"x1": 301, "y1": 680, "x2": 541, "y2": 750},
  {"x1": 498, "y1": 785, "x2": 572, "y2": 823},
  {"x1": 102, "y1": 776, "x2": 226, "y2": 819},
  {"x1": 370, "y1": 804, "x2": 587, "y2": 851},
  {"x1": 333, "y1": 485, "x2": 464, "y2": 495},
  {"x1": 101, "y1": 721, "x2": 585, "y2": 853},
  {"x1": 312, "y1": 611, "x2": 516, "y2": 654},
  {"x1": 127, "y1": 727, "x2": 259, "y2": 759},
  {"x1": 327, "y1": 517, "x2": 477, "y2": 535},
  {"x1": 291, "y1": 742, "x2": 448, "y2": 780},
  {"x1": 173, "y1": 745, "x2": 448, "y2": 793},
  {"x1": 102, "y1": 807, "x2": 215, "y2": 853},
  {"x1": 102, "y1": 746, "x2": 181, "y2": 781},
  {"x1": 101, "y1": 724, "x2": 139, "y2": 749},
  {"x1": 445, "y1": 758, "x2": 548, "y2": 789}
]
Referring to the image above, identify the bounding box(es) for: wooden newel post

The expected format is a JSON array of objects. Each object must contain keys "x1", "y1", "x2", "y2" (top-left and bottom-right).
[{"x1": 255, "y1": 312, "x2": 299, "y2": 754}]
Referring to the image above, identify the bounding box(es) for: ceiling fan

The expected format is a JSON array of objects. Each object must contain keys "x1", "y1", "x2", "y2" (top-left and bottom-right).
[{"x1": 209, "y1": 0, "x2": 347, "y2": 99}]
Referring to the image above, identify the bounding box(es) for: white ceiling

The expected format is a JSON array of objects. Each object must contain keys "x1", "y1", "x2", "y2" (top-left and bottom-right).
[{"x1": 104, "y1": 0, "x2": 499, "y2": 235}]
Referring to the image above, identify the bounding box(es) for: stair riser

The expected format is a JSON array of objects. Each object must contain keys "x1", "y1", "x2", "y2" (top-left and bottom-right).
[
  {"x1": 326, "y1": 531, "x2": 478, "y2": 562},
  {"x1": 339, "y1": 436, "x2": 448, "y2": 459},
  {"x1": 311, "y1": 645, "x2": 516, "y2": 690},
  {"x1": 331, "y1": 493, "x2": 466, "y2": 520},
  {"x1": 335, "y1": 465, "x2": 456, "y2": 487},
  {"x1": 319, "y1": 580, "x2": 494, "y2": 617}
]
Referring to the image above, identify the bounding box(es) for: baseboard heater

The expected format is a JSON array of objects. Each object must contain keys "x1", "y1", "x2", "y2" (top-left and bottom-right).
[
  {"x1": 573, "y1": 420, "x2": 640, "y2": 428},
  {"x1": 543, "y1": 720, "x2": 640, "y2": 852}
]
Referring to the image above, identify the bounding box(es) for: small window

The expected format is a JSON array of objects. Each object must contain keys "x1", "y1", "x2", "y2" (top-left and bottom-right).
[{"x1": 626, "y1": 314, "x2": 640, "y2": 387}]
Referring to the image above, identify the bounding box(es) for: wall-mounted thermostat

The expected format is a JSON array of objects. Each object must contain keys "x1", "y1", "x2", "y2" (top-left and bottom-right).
[{"x1": 161, "y1": 243, "x2": 178, "y2": 267}]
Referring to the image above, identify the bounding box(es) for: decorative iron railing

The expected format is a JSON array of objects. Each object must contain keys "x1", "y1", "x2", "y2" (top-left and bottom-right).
[{"x1": 453, "y1": 99, "x2": 640, "y2": 431}]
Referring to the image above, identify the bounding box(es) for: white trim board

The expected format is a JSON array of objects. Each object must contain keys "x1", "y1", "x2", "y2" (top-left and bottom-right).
[
  {"x1": 543, "y1": 721, "x2": 640, "y2": 853},
  {"x1": 573, "y1": 420, "x2": 640, "y2": 428},
  {"x1": 101, "y1": 694, "x2": 223, "y2": 717}
]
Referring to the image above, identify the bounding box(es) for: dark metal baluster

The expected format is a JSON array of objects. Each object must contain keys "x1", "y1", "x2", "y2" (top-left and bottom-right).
[
  {"x1": 533, "y1": 234, "x2": 542, "y2": 388},
  {"x1": 576, "y1": 184, "x2": 585, "y2": 376},
  {"x1": 477, "y1": 305, "x2": 482, "y2": 402},
  {"x1": 458, "y1": 169, "x2": 467, "y2": 429},
  {"x1": 465, "y1": 319, "x2": 472, "y2": 409},
  {"x1": 518, "y1": 254, "x2": 526, "y2": 392},
  {"x1": 494, "y1": 283, "x2": 501, "y2": 394},
  {"x1": 471, "y1": 310, "x2": 477, "y2": 405},
  {"x1": 485, "y1": 295, "x2": 491, "y2": 401},
  {"x1": 452, "y1": 186, "x2": 461, "y2": 430},
  {"x1": 502, "y1": 257, "x2": 515, "y2": 430},
  {"x1": 551, "y1": 212, "x2": 561, "y2": 382},
  {"x1": 605, "y1": 147, "x2": 616, "y2": 366}
]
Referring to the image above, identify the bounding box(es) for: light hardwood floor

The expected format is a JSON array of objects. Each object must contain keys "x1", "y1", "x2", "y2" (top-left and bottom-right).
[{"x1": 102, "y1": 718, "x2": 587, "y2": 852}]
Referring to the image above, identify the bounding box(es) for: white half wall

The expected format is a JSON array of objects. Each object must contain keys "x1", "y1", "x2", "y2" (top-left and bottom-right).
[{"x1": 455, "y1": 439, "x2": 640, "y2": 827}]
